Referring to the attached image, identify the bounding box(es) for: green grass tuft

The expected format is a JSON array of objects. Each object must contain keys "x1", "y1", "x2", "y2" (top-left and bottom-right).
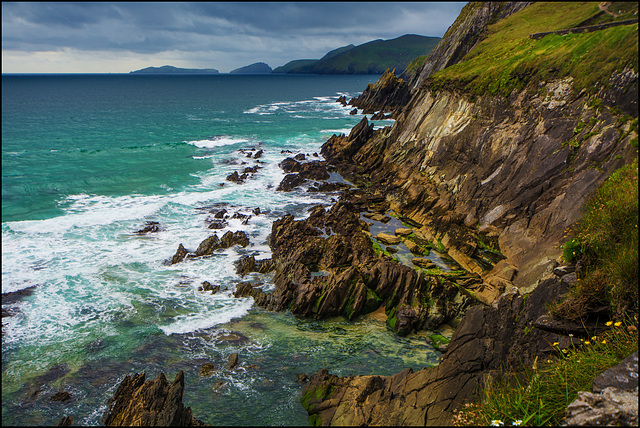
[
  {"x1": 453, "y1": 319, "x2": 638, "y2": 426},
  {"x1": 556, "y1": 160, "x2": 638, "y2": 319}
]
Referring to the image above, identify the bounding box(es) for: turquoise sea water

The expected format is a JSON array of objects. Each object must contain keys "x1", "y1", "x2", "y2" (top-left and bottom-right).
[{"x1": 2, "y1": 74, "x2": 442, "y2": 426}]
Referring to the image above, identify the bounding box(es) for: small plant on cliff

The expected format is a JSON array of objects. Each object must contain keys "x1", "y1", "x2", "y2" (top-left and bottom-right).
[
  {"x1": 555, "y1": 159, "x2": 638, "y2": 319},
  {"x1": 453, "y1": 319, "x2": 638, "y2": 426}
]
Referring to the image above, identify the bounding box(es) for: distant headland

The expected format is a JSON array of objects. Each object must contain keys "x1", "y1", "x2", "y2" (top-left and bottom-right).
[{"x1": 130, "y1": 65, "x2": 219, "y2": 74}]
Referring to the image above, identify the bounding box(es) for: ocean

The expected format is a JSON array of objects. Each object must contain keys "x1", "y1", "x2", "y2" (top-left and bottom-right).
[{"x1": 2, "y1": 74, "x2": 441, "y2": 426}]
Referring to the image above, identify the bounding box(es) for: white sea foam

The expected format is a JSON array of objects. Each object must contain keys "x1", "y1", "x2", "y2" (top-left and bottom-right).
[
  {"x1": 185, "y1": 136, "x2": 249, "y2": 149},
  {"x1": 158, "y1": 297, "x2": 254, "y2": 335}
]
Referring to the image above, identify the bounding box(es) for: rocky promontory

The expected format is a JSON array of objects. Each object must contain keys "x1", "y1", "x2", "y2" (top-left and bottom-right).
[{"x1": 102, "y1": 371, "x2": 207, "y2": 426}]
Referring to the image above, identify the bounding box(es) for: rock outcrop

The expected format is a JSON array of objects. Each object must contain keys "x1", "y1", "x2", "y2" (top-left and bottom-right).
[
  {"x1": 301, "y1": 277, "x2": 602, "y2": 425},
  {"x1": 168, "y1": 231, "x2": 249, "y2": 264},
  {"x1": 235, "y1": 193, "x2": 473, "y2": 335},
  {"x1": 102, "y1": 371, "x2": 207, "y2": 426},
  {"x1": 322, "y1": 72, "x2": 638, "y2": 292},
  {"x1": 348, "y1": 69, "x2": 412, "y2": 117}
]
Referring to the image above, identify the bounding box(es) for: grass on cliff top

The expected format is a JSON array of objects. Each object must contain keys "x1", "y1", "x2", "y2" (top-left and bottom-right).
[
  {"x1": 555, "y1": 159, "x2": 638, "y2": 320},
  {"x1": 429, "y1": 2, "x2": 638, "y2": 97},
  {"x1": 452, "y1": 319, "x2": 638, "y2": 426}
]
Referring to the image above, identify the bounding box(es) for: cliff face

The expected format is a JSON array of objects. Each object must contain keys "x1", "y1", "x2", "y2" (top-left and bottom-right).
[
  {"x1": 325, "y1": 73, "x2": 637, "y2": 294},
  {"x1": 302, "y1": 2, "x2": 638, "y2": 425}
]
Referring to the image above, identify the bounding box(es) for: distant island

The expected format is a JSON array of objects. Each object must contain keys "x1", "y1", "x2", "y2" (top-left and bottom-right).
[
  {"x1": 230, "y1": 62, "x2": 273, "y2": 74},
  {"x1": 130, "y1": 65, "x2": 219, "y2": 74}
]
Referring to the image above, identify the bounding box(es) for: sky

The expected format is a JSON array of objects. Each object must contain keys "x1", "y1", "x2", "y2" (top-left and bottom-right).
[{"x1": 2, "y1": 2, "x2": 467, "y2": 74}]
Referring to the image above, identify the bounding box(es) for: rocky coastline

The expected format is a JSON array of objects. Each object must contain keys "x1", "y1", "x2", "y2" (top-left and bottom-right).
[{"x1": 67, "y1": 1, "x2": 639, "y2": 426}]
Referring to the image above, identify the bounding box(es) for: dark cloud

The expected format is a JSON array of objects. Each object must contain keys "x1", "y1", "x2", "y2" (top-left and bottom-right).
[{"x1": 2, "y1": 2, "x2": 466, "y2": 72}]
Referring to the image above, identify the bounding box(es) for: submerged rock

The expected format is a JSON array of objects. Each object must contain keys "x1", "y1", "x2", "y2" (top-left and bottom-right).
[
  {"x1": 227, "y1": 353, "x2": 239, "y2": 370},
  {"x1": 135, "y1": 221, "x2": 162, "y2": 234},
  {"x1": 102, "y1": 371, "x2": 207, "y2": 426},
  {"x1": 50, "y1": 391, "x2": 72, "y2": 402}
]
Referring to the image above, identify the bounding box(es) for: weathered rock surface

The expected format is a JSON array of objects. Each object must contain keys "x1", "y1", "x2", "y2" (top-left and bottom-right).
[
  {"x1": 135, "y1": 221, "x2": 162, "y2": 234},
  {"x1": 102, "y1": 371, "x2": 207, "y2": 426},
  {"x1": 592, "y1": 351, "x2": 639, "y2": 393},
  {"x1": 562, "y1": 387, "x2": 638, "y2": 426}
]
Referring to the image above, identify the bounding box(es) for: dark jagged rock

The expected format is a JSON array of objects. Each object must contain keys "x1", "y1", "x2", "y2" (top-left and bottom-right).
[
  {"x1": 349, "y1": 108, "x2": 358, "y2": 115},
  {"x1": 225, "y1": 171, "x2": 242, "y2": 183},
  {"x1": 234, "y1": 256, "x2": 276, "y2": 277},
  {"x1": 321, "y1": 116, "x2": 374, "y2": 163},
  {"x1": 50, "y1": 391, "x2": 72, "y2": 402},
  {"x1": 294, "y1": 153, "x2": 306, "y2": 161},
  {"x1": 227, "y1": 353, "x2": 239, "y2": 370},
  {"x1": 279, "y1": 157, "x2": 301, "y2": 173},
  {"x1": 135, "y1": 221, "x2": 162, "y2": 234},
  {"x1": 337, "y1": 95, "x2": 348, "y2": 106},
  {"x1": 307, "y1": 182, "x2": 352, "y2": 193},
  {"x1": 234, "y1": 199, "x2": 471, "y2": 334},
  {"x1": 349, "y1": 69, "x2": 412, "y2": 117},
  {"x1": 170, "y1": 244, "x2": 189, "y2": 265},
  {"x1": 194, "y1": 235, "x2": 221, "y2": 257},
  {"x1": 242, "y1": 165, "x2": 261, "y2": 174},
  {"x1": 592, "y1": 351, "x2": 638, "y2": 393},
  {"x1": 220, "y1": 230, "x2": 250, "y2": 248},
  {"x1": 198, "y1": 281, "x2": 220, "y2": 294},
  {"x1": 102, "y1": 371, "x2": 207, "y2": 426},
  {"x1": 207, "y1": 219, "x2": 227, "y2": 230},
  {"x1": 253, "y1": 149, "x2": 263, "y2": 159},
  {"x1": 170, "y1": 231, "x2": 249, "y2": 262},
  {"x1": 276, "y1": 173, "x2": 306, "y2": 192}
]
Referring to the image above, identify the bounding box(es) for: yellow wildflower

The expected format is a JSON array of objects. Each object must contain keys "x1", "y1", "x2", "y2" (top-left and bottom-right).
[
  {"x1": 585, "y1": 341, "x2": 590, "y2": 345},
  {"x1": 614, "y1": 321, "x2": 622, "y2": 327},
  {"x1": 606, "y1": 321, "x2": 613, "y2": 326},
  {"x1": 601, "y1": 339, "x2": 607, "y2": 344}
]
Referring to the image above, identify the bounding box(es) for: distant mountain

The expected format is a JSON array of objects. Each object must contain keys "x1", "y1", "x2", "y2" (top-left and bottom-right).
[
  {"x1": 272, "y1": 60, "x2": 319, "y2": 74},
  {"x1": 230, "y1": 62, "x2": 273, "y2": 74},
  {"x1": 320, "y1": 44, "x2": 356, "y2": 60},
  {"x1": 130, "y1": 65, "x2": 219, "y2": 74},
  {"x1": 272, "y1": 35, "x2": 441, "y2": 75}
]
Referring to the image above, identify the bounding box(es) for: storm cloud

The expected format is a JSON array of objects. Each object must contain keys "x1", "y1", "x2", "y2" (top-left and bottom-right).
[{"x1": 2, "y1": 2, "x2": 466, "y2": 73}]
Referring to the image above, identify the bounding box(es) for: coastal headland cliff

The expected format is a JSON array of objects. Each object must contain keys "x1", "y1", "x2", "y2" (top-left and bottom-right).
[{"x1": 272, "y1": 1, "x2": 637, "y2": 425}]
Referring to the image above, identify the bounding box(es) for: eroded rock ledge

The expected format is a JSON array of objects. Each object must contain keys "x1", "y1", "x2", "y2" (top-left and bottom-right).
[{"x1": 301, "y1": 277, "x2": 603, "y2": 425}]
